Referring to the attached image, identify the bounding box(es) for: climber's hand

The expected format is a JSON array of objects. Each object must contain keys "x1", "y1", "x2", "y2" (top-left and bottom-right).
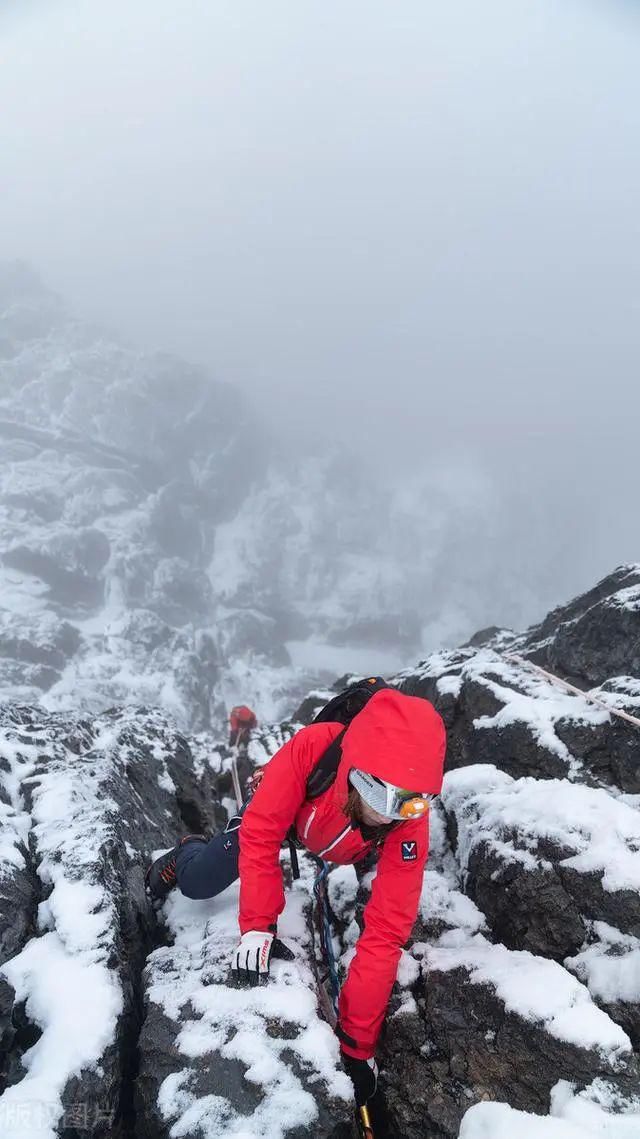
[{"x1": 231, "y1": 930, "x2": 273, "y2": 985}]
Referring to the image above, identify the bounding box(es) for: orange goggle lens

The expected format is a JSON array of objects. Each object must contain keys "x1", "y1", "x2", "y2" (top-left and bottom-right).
[{"x1": 398, "y1": 796, "x2": 431, "y2": 819}]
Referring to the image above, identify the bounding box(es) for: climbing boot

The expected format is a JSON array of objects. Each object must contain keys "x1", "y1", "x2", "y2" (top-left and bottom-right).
[{"x1": 145, "y1": 834, "x2": 207, "y2": 906}]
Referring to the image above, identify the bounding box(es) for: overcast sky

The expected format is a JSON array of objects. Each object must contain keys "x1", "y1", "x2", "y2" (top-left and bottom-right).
[{"x1": 1, "y1": 0, "x2": 639, "y2": 589}]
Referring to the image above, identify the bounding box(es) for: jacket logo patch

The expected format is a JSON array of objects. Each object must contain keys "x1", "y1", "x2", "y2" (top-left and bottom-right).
[{"x1": 401, "y1": 840, "x2": 417, "y2": 862}]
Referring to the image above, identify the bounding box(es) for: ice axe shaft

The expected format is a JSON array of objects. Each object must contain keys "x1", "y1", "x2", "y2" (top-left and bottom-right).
[{"x1": 230, "y1": 749, "x2": 244, "y2": 811}]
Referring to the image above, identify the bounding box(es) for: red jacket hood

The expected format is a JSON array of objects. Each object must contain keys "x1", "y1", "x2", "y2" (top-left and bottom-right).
[{"x1": 333, "y1": 688, "x2": 446, "y2": 804}]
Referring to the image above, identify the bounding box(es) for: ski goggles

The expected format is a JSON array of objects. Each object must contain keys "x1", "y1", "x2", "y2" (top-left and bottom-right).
[{"x1": 349, "y1": 768, "x2": 434, "y2": 821}]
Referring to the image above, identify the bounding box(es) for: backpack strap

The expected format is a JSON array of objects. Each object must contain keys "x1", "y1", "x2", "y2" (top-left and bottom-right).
[
  {"x1": 287, "y1": 836, "x2": 300, "y2": 880},
  {"x1": 305, "y1": 729, "x2": 346, "y2": 800}
]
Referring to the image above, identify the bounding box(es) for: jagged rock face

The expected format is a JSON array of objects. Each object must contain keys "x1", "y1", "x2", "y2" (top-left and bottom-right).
[
  {"x1": 0, "y1": 707, "x2": 355, "y2": 1138},
  {"x1": 398, "y1": 567, "x2": 640, "y2": 793},
  {"x1": 525, "y1": 565, "x2": 640, "y2": 686},
  {"x1": 371, "y1": 568, "x2": 640, "y2": 1136},
  {"x1": 0, "y1": 703, "x2": 215, "y2": 1135},
  {"x1": 383, "y1": 959, "x2": 639, "y2": 1139},
  {"x1": 355, "y1": 804, "x2": 640, "y2": 1138},
  {"x1": 1, "y1": 543, "x2": 640, "y2": 1133}
]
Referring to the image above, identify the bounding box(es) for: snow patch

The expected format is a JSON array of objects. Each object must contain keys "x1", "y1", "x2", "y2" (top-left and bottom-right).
[
  {"x1": 565, "y1": 922, "x2": 640, "y2": 1006},
  {"x1": 442, "y1": 765, "x2": 640, "y2": 895},
  {"x1": 1, "y1": 933, "x2": 123, "y2": 1139}
]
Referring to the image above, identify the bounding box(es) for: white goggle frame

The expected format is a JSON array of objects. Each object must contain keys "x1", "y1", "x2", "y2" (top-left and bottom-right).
[{"x1": 349, "y1": 768, "x2": 433, "y2": 820}]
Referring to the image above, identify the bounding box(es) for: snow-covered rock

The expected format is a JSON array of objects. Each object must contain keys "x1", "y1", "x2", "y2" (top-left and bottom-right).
[
  {"x1": 1, "y1": 566, "x2": 640, "y2": 1135},
  {"x1": 524, "y1": 564, "x2": 640, "y2": 686},
  {"x1": 137, "y1": 878, "x2": 353, "y2": 1139},
  {"x1": 359, "y1": 567, "x2": 640, "y2": 1137},
  {"x1": 0, "y1": 703, "x2": 212, "y2": 1136},
  {"x1": 441, "y1": 765, "x2": 640, "y2": 957}
]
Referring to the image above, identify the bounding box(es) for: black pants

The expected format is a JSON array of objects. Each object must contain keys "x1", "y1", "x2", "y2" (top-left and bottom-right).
[{"x1": 175, "y1": 810, "x2": 244, "y2": 900}]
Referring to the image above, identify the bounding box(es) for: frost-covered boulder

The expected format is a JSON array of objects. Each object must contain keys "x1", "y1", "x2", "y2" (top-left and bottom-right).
[
  {"x1": 379, "y1": 867, "x2": 640, "y2": 1139},
  {"x1": 524, "y1": 564, "x2": 640, "y2": 686},
  {"x1": 440, "y1": 765, "x2": 640, "y2": 958},
  {"x1": 0, "y1": 703, "x2": 215, "y2": 1137},
  {"x1": 398, "y1": 585, "x2": 640, "y2": 794},
  {"x1": 137, "y1": 881, "x2": 353, "y2": 1139}
]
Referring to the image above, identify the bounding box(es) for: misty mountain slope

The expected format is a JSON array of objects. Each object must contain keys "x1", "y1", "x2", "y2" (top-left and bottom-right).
[
  {"x1": 0, "y1": 262, "x2": 264, "y2": 730},
  {"x1": 0, "y1": 264, "x2": 363, "y2": 728},
  {"x1": 2, "y1": 567, "x2": 640, "y2": 1137},
  {"x1": 208, "y1": 456, "x2": 560, "y2": 671},
  {"x1": 0, "y1": 262, "x2": 591, "y2": 735}
]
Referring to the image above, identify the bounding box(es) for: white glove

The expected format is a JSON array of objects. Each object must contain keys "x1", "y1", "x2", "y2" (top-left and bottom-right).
[{"x1": 231, "y1": 930, "x2": 274, "y2": 986}]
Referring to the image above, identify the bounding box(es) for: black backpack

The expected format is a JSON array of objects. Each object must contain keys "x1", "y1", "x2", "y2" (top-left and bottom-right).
[{"x1": 305, "y1": 675, "x2": 390, "y2": 798}]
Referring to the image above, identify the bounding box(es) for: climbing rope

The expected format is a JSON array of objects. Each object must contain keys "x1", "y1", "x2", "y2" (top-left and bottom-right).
[
  {"x1": 312, "y1": 860, "x2": 340, "y2": 1019},
  {"x1": 312, "y1": 859, "x2": 375, "y2": 1138},
  {"x1": 504, "y1": 652, "x2": 640, "y2": 730}
]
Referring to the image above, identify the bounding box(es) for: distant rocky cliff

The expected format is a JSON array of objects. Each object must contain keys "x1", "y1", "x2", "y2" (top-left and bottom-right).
[{"x1": 0, "y1": 262, "x2": 583, "y2": 733}]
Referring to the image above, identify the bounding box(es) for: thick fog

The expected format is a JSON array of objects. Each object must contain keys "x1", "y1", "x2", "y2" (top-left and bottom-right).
[{"x1": 1, "y1": 0, "x2": 639, "y2": 630}]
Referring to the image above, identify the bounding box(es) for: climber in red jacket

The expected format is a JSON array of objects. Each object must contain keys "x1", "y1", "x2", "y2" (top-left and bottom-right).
[
  {"x1": 231, "y1": 688, "x2": 446, "y2": 1109},
  {"x1": 228, "y1": 704, "x2": 258, "y2": 749}
]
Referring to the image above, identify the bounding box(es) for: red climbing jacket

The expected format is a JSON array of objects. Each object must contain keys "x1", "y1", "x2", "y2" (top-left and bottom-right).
[{"x1": 238, "y1": 689, "x2": 446, "y2": 1060}]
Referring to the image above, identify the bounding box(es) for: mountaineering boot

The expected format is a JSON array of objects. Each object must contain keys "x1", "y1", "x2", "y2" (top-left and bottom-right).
[{"x1": 145, "y1": 834, "x2": 208, "y2": 906}]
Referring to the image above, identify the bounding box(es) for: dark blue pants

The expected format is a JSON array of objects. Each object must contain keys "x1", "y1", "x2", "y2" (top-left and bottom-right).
[{"x1": 175, "y1": 812, "x2": 243, "y2": 901}]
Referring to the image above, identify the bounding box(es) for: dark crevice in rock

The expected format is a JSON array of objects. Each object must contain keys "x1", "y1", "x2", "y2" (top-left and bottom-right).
[
  {"x1": 0, "y1": 829, "x2": 42, "y2": 1093},
  {"x1": 114, "y1": 906, "x2": 159, "y2": 1139},
  {"x1": 175, "y1": 786, "x2": 212, "y2": 835},
  {"x1": 128, "y1": 741, "x2": 221, "y2": 1137},
  {"x1": 1, "y1": 998, "x2": 43, "y2": 1095},
  {"x1": 0, "y1": 979, "x2": 17, "y2": 1095}
]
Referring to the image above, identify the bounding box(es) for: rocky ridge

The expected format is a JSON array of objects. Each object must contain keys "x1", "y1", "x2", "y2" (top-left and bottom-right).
[{"x1": 1, "y1": 560, "x2": 640, "y2": 1135}]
